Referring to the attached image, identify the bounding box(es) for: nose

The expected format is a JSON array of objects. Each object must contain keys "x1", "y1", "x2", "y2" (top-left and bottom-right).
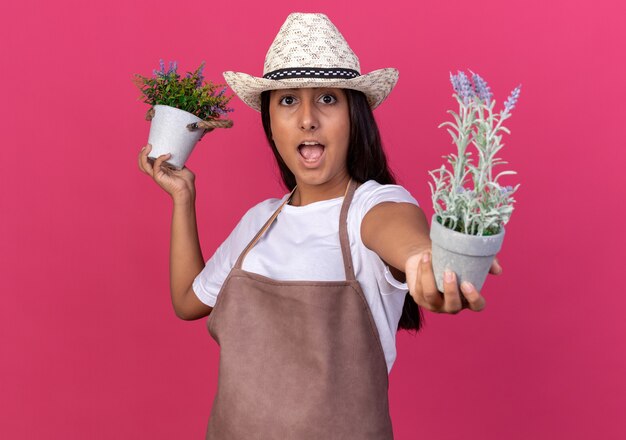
[{"x1": 299, "y1": 98, "x2": 319, "y2": 131}]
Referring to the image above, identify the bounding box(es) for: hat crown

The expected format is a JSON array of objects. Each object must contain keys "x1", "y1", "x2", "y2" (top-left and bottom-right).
[{"x1": 263, "y1": 13, "x2": 361, "y2": 76}]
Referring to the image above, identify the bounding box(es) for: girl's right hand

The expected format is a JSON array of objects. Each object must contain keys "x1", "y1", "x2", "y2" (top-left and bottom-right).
[{"x1": 138, "y1": 143, "x2": 196, "y2": 203}]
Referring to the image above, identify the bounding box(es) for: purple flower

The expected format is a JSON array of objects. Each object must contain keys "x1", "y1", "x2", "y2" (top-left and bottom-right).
[
  {"x1": 499, "y1": 185, "x2": 514, "y2": 195},
  {"x1": 450, "y1": 71, "x2": 476, "y2": 106},
  {"x1": 469, "y1": 70, "x2": 493, "y2": 105},
  {"x1": 504, "y1": 84, "x2": 522, "y2": 113},
  {"x1": 195, "y1": 63, "x2": 205, "y2": 88},
  {"x1": 449, "y1": 72, "x2": 462, "y2": 96},
  {"x1": 458, "y1": 72, "x2": 476, "y2": 106},
  {"x1": 152, "y1": 59, "x2": 168, "y2": 78},
  {"x1": 167, "y1": 61, "x2": 178, "y2": 75}
]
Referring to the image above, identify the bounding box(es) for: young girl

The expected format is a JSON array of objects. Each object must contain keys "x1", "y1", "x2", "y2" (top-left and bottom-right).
[{"x1": 138, "y1": 12, "x2": 501, "y2": 440}]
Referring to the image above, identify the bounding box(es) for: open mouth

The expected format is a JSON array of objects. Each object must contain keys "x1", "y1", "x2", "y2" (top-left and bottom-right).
[{"x1": 297, "y1": 143, "x2": 325, "y2": 163}]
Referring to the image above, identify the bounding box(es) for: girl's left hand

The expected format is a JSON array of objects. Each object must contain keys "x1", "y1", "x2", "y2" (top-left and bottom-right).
[{"x1": 405, "y1": 249, "x2": 503, "y2": 314}]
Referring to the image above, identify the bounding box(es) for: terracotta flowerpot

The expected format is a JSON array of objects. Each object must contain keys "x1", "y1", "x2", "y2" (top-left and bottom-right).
[
  {"x1": 429, "y1": 214, "x2": 505, "y2": 293},
  {"x1": 147, "y1": 105, "x2": 204, "y2": 170}
]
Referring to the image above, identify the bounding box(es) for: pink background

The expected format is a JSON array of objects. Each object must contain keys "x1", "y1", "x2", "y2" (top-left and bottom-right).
[{"x1": 2, "y1": 0, "x2": 624, "y2": 438}]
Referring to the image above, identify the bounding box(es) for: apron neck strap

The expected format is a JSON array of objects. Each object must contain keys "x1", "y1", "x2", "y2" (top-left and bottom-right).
[{"x1": 235, "y1": 178, "x2": 358, "y2": 281}]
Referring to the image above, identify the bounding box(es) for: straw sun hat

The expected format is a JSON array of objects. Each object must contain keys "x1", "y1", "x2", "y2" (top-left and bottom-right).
[{"x1": 222, "y1": 12, "x2": 399, "y2": 113}]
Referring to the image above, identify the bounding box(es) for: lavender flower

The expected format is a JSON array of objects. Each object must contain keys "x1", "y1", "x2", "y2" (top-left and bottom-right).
[
  {"x1": 449, "y1": 72, "x2": 462, "y2": 96},
  {"x1": 456, "y1": 71, "x2": 476, "y2": 106},
  {"x1": 191, "y1": 62, "x2": 206, "y2": 88},
  {"x1": 167, "y1": 61, "x2": 178, "y2": 75},
  {"x1": 504, "y1": 84, "x2": 522, "y2": 113},
  {"x1": 499, "y1": 185, "x2": 513, "y2": 195},
  {"x1": 152, "y1": 59, "x2": 167, "y2": 78},
  {"x1": 469, "y1": 70, "x2": 493, "y2": 105}
]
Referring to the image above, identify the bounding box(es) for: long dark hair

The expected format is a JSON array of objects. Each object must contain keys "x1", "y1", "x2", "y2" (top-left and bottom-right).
[{"x1": 260, "y1": 88, "x2": 424, "y2": 334}]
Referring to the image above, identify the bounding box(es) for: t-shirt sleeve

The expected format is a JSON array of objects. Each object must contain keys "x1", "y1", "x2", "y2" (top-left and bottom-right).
[
  {"x1": 192, "y1": 206, "x2": 258, "y2": 307},
  {"x1": 358, "y1": 183, "x2": 420, "y2": 292}
]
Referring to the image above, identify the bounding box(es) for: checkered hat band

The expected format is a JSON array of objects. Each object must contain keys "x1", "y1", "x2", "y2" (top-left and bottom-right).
[{"x1": 263, "y1": 67, "x2": 360, "y2": 80}]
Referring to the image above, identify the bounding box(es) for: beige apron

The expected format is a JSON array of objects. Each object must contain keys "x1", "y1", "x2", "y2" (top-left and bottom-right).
[{"x1": 205, "y1": 178, "x2": 394, "y2": 439}]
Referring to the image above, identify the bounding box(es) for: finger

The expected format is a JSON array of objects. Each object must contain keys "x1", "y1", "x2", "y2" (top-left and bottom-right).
[
  {"x1": 138, "y1": 144, "x2": 154, "y2": 174},
  {"x1": 152, "y1": 152, "x2": 172, "y2": 177},
  {"x1": 441, "y1": 270, "x2": 463, "y2": 314},
  {"x1": 420, "y1": 252, "x2": 443, "y2": 311},
  {"x1": 460, "y1": 281, "x2": 486, "y2": 312},
  {"x1": 138, "y1": 145, "x2": 147, "y2": 173},
  {"x1": 489, "y1": 257, "x2": 503, "y2": 275}
]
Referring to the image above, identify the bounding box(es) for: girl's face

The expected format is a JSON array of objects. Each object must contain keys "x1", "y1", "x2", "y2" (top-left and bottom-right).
[{"x1": 269, "y1": 87, "x2": 350, "y2": 188}]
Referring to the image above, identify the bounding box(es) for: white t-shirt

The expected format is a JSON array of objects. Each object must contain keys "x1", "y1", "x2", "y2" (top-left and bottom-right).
[{"x1": 192, "y1": 179, "x2": 420, "y2": 374}]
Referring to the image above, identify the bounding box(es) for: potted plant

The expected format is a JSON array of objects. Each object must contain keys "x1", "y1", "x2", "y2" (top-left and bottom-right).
[
  {"x1": 133, "y1": 59, "x2": 235, "y2": 170},
  {"x1": 428, "y1": 70, "x2": 522, "y2": 293}
]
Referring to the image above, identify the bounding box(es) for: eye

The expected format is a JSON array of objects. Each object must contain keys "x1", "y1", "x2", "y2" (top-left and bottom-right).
[
  {"x1": 319, "y1": 93, "x2": 337, "y2": 104},
  {"x1": 277, "y1": 93, "x2": 338, "y2": 106},
  {"x1": 278, "y1": 95, "x2": 296, "y2": 106}
]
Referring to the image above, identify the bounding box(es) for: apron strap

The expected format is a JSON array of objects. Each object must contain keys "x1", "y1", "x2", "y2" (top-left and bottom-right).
[
  {"x1": 234, "y1": 185, "x2": 297, "y2": 270},
  {"x1": 339, "y1": 178, "x2": 357, "y2": 281}
]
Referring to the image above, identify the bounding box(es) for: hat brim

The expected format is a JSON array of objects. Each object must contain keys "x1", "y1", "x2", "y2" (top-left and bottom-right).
[{"x1": 222, "y1": 68, "x2": 399, "y2": 113}]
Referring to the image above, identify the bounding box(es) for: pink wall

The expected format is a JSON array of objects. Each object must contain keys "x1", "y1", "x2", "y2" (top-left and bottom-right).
[{"x1": 2, "y1": 0, "x2": 624, "y2": 438}]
